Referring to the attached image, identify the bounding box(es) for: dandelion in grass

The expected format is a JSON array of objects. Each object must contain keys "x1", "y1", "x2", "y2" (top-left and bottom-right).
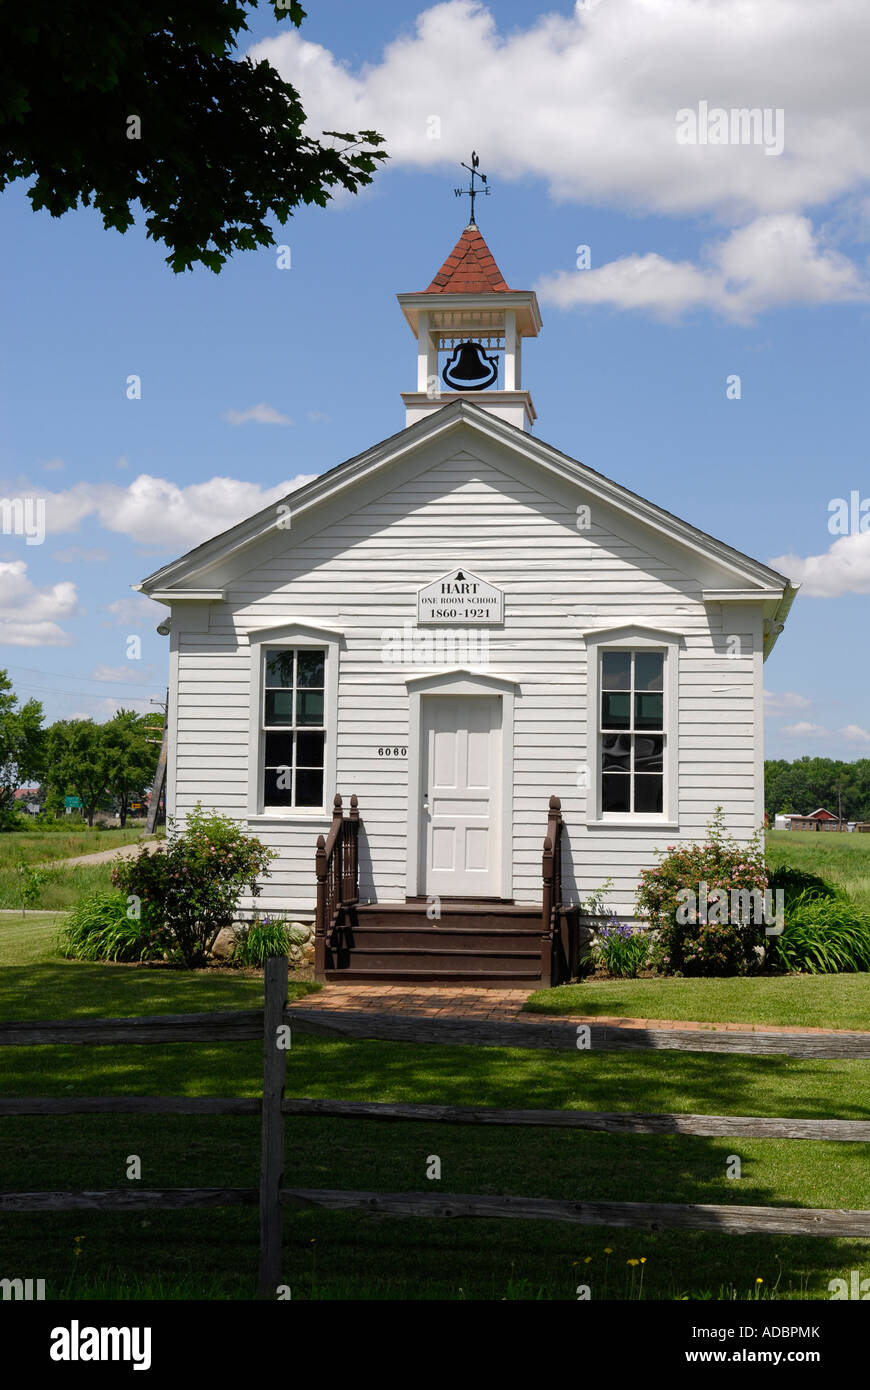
[{"x1": 602, "y1": 1246, "x2": 613, "y2": 1299}]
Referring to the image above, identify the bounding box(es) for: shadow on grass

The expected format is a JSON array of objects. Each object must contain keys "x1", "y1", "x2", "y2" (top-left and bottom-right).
[{"x1": 0, "y1": 960, "x2": 318, "y2": 1024}]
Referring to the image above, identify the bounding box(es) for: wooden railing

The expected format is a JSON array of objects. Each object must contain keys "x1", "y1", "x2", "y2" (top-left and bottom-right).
[
  {"x1": 315, "y1": 793, "x2": 360, "y2": 976},
  {"x1": 540, "y1": 794, "x2": 564, "y2": 988}
]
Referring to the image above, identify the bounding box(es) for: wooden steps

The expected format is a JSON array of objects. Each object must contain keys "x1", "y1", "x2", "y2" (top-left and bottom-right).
[{"x1": 323, "y1": 902, "x2": 544, "y2": 985}]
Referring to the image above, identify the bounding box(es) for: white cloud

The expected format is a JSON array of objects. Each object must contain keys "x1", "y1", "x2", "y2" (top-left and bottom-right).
[
  {"x1": 89, "y1": 664, "x2": 157, "y2": 686},
  {"x1": 307, "y1": 410, "x2": 330, "y2": 423},
  {"x1": 783, "y1": 721, "x2": 829, "y2": 738},
  {"x1": 104, "y1": 596, "x2": 166, "y2": 627},
  {"x1": 25, "y1": 473, "x2": 315, "y2": 549},
  {"x1": 223, "y1": 402, "x2": 293, "y2": 426},
  {"x1": 840, "y1": 724, "x2": 870, "y2": 744},
  {"x1": 248, "y1": 0, "x2": 870, "y2": 221},
  {"x1": 70, "y1": 695, "x2": 153, "y2": 719},
  {"x1": 769, "y1": 533, "x2": 870, "y2": 597},
  {"x1": 764, "y1": 690, "x2": 812, "y2": 716},
  {"x1": 535, "y1": 215, "x2": 868, "y2": 321},
  {"x1": 248, "y1": 1, "x2": 870, "y2": 318},
  {"x1": 40, "y1": 458, "x2": 65, "y2": 472},
  {"x1": 0, "y1": 561, "x2": 79, "y2": 647},
  {"x1": 53, "y1": 545, "x2": 110, "y2": 564}
]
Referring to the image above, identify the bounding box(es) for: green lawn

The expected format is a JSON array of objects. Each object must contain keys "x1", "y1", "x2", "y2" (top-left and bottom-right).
[
  {"x1": 0, "y1": 826, "x2": 150, "y2": 869},
  {"x1": 0, "y1": 914, "x2": 868, "y2": 1300},
  {"x1": 525, "y1": 974, "x2": 870, "y2": 1029},
  {"x1": 0, "y1": 912, "x2": 318, "y2": 1016},
  {"x1": 767, "y1": 827, "x2": 870, "y2": 911},
  {"x1": 0, "y1": 827, "x2": 160, "y2": 911}
]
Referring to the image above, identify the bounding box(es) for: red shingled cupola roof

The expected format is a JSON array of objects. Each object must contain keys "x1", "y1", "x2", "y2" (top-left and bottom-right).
[{"x1": 423, "y1": 224, "x2": 513, "y2": 293}]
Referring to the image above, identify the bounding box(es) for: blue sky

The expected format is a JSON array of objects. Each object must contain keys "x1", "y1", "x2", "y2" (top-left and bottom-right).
[{"x1": 1, "y1": 0, "x2": 868, "y2": 759}]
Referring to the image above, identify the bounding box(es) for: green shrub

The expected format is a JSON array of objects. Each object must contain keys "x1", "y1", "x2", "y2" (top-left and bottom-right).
[
  {"x1": 111, "y1": 806, "x2": 276, "y2": 967},
  {"x1": 592, "y1": 919, "x2": 650, "y2": 978},
  {"x1": 768, "y1": 891, "x2": 870, "y2": 974},
  {"x1": 637, "y1": 808, "x2": 769, "y2": 976},
  {"x1": 59, "y1": 890, "x2": 166, "y2": 963},
  {"x1": 767, "y1": 863, "x2": 837, "y2": 910}
]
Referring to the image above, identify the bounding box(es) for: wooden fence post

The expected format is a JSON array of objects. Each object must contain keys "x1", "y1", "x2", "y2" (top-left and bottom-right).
[{"x1": 258, "y1": 955, "x2": 289, "y2": 1298}]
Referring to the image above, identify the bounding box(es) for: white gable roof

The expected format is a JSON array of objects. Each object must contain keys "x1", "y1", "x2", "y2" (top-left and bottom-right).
[{"x1": 137, "y1": 399, "x2": 797, "y2": 651}]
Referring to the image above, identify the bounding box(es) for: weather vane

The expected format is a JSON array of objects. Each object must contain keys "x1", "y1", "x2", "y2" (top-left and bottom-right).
[{"x1": 454, "y1": 151, "x2": 490, "y2": 225}]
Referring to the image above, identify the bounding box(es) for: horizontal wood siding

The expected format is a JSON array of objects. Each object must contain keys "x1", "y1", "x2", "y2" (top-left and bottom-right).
[{"x1": 171, "y1": 441, "x2": 762, "y2": 915}]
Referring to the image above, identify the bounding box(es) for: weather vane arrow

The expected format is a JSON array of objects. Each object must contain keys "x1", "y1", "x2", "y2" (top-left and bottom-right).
[{"x1": 454, "y1": 150, "x2": 491, "y2": 226}]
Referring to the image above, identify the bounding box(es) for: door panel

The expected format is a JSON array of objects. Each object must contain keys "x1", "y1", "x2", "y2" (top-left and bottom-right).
[{"x1": 421, "y1": 695, "x2": 501, "y2": 897}]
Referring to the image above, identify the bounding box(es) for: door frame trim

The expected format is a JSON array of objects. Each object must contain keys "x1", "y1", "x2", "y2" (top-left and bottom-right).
[{"x1": 405, "y1": 667, "x2": 517, "y2": 900}]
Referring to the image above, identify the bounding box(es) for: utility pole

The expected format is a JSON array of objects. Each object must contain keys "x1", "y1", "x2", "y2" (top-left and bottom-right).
[{"x1": 146, "y1": 688, "x2": 169, "y2": 834}]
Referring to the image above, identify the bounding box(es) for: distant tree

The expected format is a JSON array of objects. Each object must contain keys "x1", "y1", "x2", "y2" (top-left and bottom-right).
[
  {"x1": 44, "y1": 720, "x2": 113, "y2": 827},
  {"x1": 102, "y1": 709, "x2": 160, "y2": 827},
  {"x1": 0, "y1": 2, "x2": 387, "y2": 272},
  {"x1": 0, "y1": 671, "x2": 45, "y2": 829},
  {"x1": 765, "y1": 756, "x2": 870, "y2": 824}
]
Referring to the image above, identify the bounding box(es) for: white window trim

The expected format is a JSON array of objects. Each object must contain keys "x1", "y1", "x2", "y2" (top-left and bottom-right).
[
  {"x1": 583, "y1": 624, "x2": 681, "y2": 828},
  {"x1": 246, "y1": 621, "x2": 341, "y2": 822}
]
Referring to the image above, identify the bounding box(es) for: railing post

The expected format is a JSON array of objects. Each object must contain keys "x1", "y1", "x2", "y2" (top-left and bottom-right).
[
  {"x1": 314, "y1": 834, "x2": 327, "y2": 979},
  {"x1": 348, "y1": 794, "x2": 360, "y2": 901},
  {"x1": 332, "y1": 792, "x2": 344, "y2": 906},
  {"x1": 541, "y1": 833, "x2": 554, "y2": 989},
  {"x1": 258, "y1": 955, "x2": 288, "y2": 1299}
]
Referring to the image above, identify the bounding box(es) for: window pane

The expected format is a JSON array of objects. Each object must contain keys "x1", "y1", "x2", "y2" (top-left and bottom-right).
[
  {"x1": 635, "y1": 651, "x2": 664, "y2": 691},
  {"x1": 602, "y1": 692, "x2": 630, "y2": 729},
  {"x1": 634, "y1": 692, "x2": 663, "y2": 730},
  {"x1": 601, "y1": 733, "x2": 631, "y2": 772},
  {"x1": 265, "y1": 732, "x2": 294, "y2": 767},
  {"x1": 634, "y1": 775, "x2": 663, "y2": 814},
  {"x1": 602, "y1": 774, "x2": 631, "y2": 813},
  {"x1": 601, "y1": 651, "x2": 631, "y2": 690},
  {"x1": 295, "y1": 767, "x2": 323, "y2": 807},
  {"x1": 265, "y1": 650, "x2": 294, "y2": 687},
  {"x1": 297, "y1": 731, "x2": 325, "y2": 767},
  {"x1": 297, "y1": 650, "x2": 325, "y2": 688},
  {"x1": 263, "y1": 768, "x2": 293, "y2": 807},
  {"x1": 635, "y1": 734, "x2": 664, "y2": 773},
  {"x1": 264, "y1": 690, "x2": 295, "y2": 725},
  {"x1": 296, "y1": 690, "x2": 324, "y2": 726}
]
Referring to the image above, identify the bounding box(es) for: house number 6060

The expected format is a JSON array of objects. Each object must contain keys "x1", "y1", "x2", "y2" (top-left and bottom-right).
[{"x1": 377, "y1": 746, "x2": 407, "y2": 757}]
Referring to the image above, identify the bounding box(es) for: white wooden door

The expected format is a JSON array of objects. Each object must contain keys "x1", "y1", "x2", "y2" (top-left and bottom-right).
[{"x1": 420, "y1": 695, "x2": 501, "y2": 898}]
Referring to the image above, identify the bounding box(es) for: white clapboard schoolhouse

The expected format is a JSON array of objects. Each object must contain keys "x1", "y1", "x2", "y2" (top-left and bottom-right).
[{"x1": 138, "y1": 221, "x2": 796, "y2": 985}]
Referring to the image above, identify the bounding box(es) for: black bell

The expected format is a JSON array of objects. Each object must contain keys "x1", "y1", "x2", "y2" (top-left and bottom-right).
[{"x1": 442, "y1": 340, "x2": 499, "y2": 391}]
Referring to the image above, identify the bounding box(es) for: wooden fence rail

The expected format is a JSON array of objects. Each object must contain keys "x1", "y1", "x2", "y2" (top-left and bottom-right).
[
  {"x1": 4, "y1": 1006, "x2": 870, "y2": 1058},
  {"x1": 2, "y1": 956, "x2": 869, "y2": 1296}
]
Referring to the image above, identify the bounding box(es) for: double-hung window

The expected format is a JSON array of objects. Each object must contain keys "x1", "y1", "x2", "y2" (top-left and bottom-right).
[
  {"x1": 262, "y1": 648, "x2": 326, "y2": 809},
  {"x1": 599, "y1": 649, "x2": 665, "y2": 815}
]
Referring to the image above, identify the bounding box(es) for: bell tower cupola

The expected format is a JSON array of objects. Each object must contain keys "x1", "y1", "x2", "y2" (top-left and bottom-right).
[{"x1": 397, "y1": 156, "x2": 541, "y2": 430}]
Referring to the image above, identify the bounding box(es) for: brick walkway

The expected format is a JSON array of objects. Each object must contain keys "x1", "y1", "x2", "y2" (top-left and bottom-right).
[{"x1": 297, "y1": 983, "x2": 868, "y2": 1037}]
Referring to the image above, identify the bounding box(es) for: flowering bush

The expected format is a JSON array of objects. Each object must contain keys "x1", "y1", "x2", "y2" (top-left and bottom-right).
[
  {"x1": 112, "y1": 805, "x2": 276, "y2": 967},
  {"x1": 636, "y1": 807, "x2": 769, "y2": 977},
  {"x1": 593, "y1": 918, "x2": 650, "y2": 978}
]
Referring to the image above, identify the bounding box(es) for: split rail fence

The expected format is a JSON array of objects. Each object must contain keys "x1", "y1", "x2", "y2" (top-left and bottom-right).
[{"x1": 1, "y1": 957, "x2": 869, "y2": 1297}]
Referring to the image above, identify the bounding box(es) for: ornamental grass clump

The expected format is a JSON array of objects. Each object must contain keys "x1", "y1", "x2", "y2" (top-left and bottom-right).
[
  {"x1": 767, "y1": 890, "x2": 870, "y2": 974},
  {"x1": 636, "y1": 807, "x2": 769, "y2": 977},
  {"x1": 59, "y1": 889, "x2": 166, "y2": 963},
  {"x1": 112, "y1": 805, "x2": 276, "y2": 967},
  {"x1": 231, "y1": 915, "x2": 311, "y2": 967}
]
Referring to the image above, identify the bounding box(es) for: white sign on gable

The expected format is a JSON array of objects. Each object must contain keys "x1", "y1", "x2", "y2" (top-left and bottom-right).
[{"x1": 417, "y1": 568, "x2": 504, "y2": 625}]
